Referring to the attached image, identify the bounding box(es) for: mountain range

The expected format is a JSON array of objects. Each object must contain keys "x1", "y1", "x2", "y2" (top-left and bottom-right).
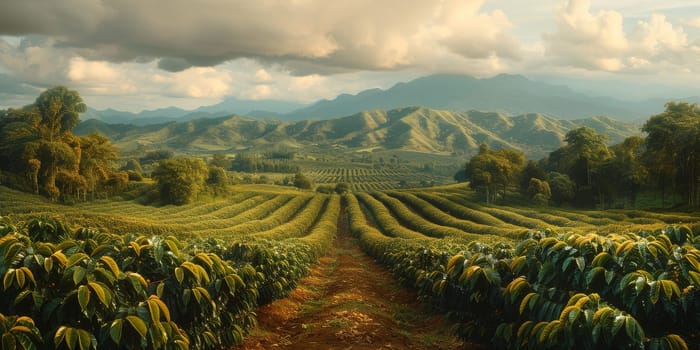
[
  {"x1": 82, "y1": 74, "x2": 699, "y2": 125},
  {"x1": 75, "y1": 106, "x2": 640, "y2": 159}
]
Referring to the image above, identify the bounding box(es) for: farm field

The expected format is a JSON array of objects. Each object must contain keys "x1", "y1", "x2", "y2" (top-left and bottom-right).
[
  {"x1": 306, "y1": 167, "x2": 452, "y2": 192},
  {"x1": 1, "y1": 184, "x2": 700, "y2": 349}
]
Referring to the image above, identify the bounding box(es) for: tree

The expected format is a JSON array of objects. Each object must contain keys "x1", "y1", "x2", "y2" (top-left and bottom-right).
[
  {"x1": 140, "y1": 150, "x2": 174, "y2": 166},
  {"x1": 33, "y1": 86, "x2": 86, "y2": 143},
  {"x1": 80, "y1": 132, "x2": 118, "y2": 198},
  {"x1": 122, "y1": 158, "x2": 143, "y2": 174},
  {"x1": 37, "y1": 141, "x2": 77, "y2": 201},
  {"x1": 527, "y1": 178, "x2": 551, "y2": 206},
  {"x1": 642, "y1": 102, "x2": 700, "y2": 207},
  {"x1": 0, "y1": 87, "x2": 123, "y2": 201},
  {"x1": 561, "y1": 126, "x2": 611, "y2": 187},
  {"x1": 26, "y1": 159, "x2": 40, "y2": 194},
  {"x1": 152, "y1": 158, "x2": 208, "y2": 205},
  {"x1": 548, "y1": 172, "x2": 576, "y2": 206},
  {"x1": 209, "y1": 153, "x2": 231, "y2": 169},
  {"x1": 465, "y1": 144, "x2": 525, "y2": 204},
  {"x1": 293, "y1": 173, "x2": 312, "y2": 190},
  {"x1": 519, "y1": 160, "x2": 546, "y2": 195},
  {"x1": 206, "y1": 166, "x2": 229, "y2": 196},
  {"x1": 598, "y1": 136, "x2": 648, "y2": 208}
]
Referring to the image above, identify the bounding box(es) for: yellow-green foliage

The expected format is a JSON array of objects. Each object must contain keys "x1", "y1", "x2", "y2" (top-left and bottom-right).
[
  {"x1": 250, "y1": 195, "x2": 328, "y2": 241},
  {"x1": 290, "y1": 195, "x2": 341, "y2": 257},
  {"x1": 195, "y1": 195, "x2": 311, "y2": 238},
  {"x1": 356, "y1": 192, "x2": 431, "y2": 240},
  {"x1": 386, "y1": 191, "x2": 524, "y2": 240},
  {"x1": 442, "y1": 193, "x2": 551, "y2": 229}
]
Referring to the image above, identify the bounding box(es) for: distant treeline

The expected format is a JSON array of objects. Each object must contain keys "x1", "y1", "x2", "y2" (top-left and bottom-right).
[
  {"x1": 231, "y1": 153, "x2": 300, "y2": 173},
  {"x1": 457, "y1": 102, "x2": 700, "y2": 209}
]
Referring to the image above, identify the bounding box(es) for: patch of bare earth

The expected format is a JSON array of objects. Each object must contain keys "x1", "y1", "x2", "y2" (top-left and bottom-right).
[{"x1": 235, "y1": 207, "x2": 467, "y2": 350}]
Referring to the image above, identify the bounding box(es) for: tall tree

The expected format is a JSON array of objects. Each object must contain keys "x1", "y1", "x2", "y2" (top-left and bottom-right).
[
  {"x1": 643, "y1": 102, "x2": 700, "y2": 207},
  {"x1": 562, "y1": 126, "x2": 611, "y2": 187},
  {"x1": 33, "y1": 86, "x2": 86, "y2": 143},
  {"x1": 79, "y1": 133, "x2": 118, "y2": 199}
]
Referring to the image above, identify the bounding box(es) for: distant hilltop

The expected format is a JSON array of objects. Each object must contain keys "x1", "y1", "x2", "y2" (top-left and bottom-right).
[
  {"x1": 83, "y1": 74, "x2": 700, "y2": 125},
  {"x1": 75, "y1": 106, "x2": 640, "y2": 159}
]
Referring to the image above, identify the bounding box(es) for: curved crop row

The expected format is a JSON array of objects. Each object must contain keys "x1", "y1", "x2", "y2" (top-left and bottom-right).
[
  {"x1": 441, "y1": 193, "x2": 550, "y2": 229},
  {"x1": 385, "y1": 191, "x2": 524, "y2": 239},
  {"x1": 192, "y1": 195, "x2": 311, "y2": 238},
  {"x1": 413, "y1": 192, "x2": 517, "y2": 227},
  {"x1": 249, "y1": 195, "x2": 328, "y2": 241},
  {"x1": 355, "y1": 192, "x2": 432, "y2": 240}
]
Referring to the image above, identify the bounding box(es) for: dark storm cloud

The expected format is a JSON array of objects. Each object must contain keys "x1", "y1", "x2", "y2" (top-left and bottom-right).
[{"x1": 0, "y1": 0, "x2": 522, "y2": 72}]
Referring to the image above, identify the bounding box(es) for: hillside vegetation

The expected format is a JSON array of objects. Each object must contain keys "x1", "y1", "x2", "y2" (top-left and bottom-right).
[{"x1": 75, "y1": 107, "x2": 639, "y2": 159}]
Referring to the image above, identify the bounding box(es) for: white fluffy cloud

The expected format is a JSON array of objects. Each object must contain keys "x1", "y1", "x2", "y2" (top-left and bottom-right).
[{"x1": 543, "y1": 0, "x2": 700, "y2": 73}]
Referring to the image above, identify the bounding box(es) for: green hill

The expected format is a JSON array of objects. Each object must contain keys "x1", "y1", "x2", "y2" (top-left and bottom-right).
[{"x1": 75, "y1": 107, "x2": 640, "y2": 158}]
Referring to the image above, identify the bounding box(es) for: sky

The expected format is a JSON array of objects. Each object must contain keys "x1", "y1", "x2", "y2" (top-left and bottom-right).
[{"x1": 0, "y1": 0, "x2": 699, "y2": 112}]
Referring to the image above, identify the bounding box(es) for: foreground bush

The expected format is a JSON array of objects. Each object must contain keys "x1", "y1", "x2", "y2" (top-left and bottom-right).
[
  {"x1": 346, "y1": 195, "x2": 698, "y2": 349},
  {"x1": 0, "y1": 213, "x2": 334, "y2": 349}
]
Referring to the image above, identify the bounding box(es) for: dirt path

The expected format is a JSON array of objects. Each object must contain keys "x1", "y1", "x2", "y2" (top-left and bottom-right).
[{"x1": 237, "y1": 206, "x2": 464, "y2": 349}]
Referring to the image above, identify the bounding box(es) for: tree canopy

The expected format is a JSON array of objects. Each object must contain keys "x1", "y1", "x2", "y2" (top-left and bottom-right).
[
  {"x1": 463, "y1": 144, "x2": 525, "y2": 204},
  {"x1": 0, "y1": 86, "x2": 119, "y2": 201}
]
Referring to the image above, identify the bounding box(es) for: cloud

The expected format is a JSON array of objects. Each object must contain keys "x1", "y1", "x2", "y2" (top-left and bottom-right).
[
  {"x1": 0, "y1": 0, "x2": 520, "y2": 74},
  {"x1": 543, "y1": 0, "x2": 628, "y2": 71},
  {"x1": 687, "y1": 17, "x2": 700, "y2": 28},
  {"x1": 68, "y1": 58, "x2": 118, "y2": 82},
  {"x1": 543, "y1": 0, "x2": 699, "y2": 73}
]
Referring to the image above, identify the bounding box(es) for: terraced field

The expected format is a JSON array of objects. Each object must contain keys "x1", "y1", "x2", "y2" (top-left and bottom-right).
[
  {"x1": 4, "y1": 183, "x2": 693, "y2": 246},
  {"x1": 307, "y1": 167, "x2": 452, "y2": 192}
]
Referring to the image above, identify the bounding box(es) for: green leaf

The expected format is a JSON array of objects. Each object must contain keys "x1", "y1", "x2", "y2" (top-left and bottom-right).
[
  {"x1": 77, "y1": 329, "x2": 91, "y2": 350},
  {"x1": 685, "y1": 254, "x2": 700, "y2": 272},
  {"x1": 650, "y1": 281, "x2": 660, "y2": 304},
  {"x1": 125, "y1": 316, "x2": 147, "y2": 338},
  {"x1": 3, "y1": 333, "x2": 17, "y2": 350},
  {"x1": 146, "y1": 299, "x2": 160, "y2": 324},
  {"x1": 689, "y1": 271, "x2": 700, "y2": 286},
  {"x1": 14, "y1": 332, "x2": 37, "y2": 350},
  {"x1": 88, "y1": 282, "x2": 111, "y2": 307},
  {"x1": 44, "y1": 257, "x2": 53, "y2": 273},
  {"x1": 175, "y1": 267, "x2": 184, "y2": 284},
  {"x1": 586, "y1": 266, "x2": 605, "y2": 286},
  {"x1": 4, "y1": 269, "x2": 15, "y2": 290},
  {"x1": 605, "y1": 270, "x2": 615, "y2": 284},
  {"x1": 109, "y1": 319, "x2": 122, "y2": 345},
  {"x1": 624, "y1": 316, "x2": 644, "y2": 343},
  {"x1": 148, "y1": 296, "x2": 171, "y2": 322},
  {"x1": 156, "y1": 282, "x2": 165, "y2": 298},
  {"x1": 66, "y1": 327, "x2": 78, "y2": 350},
  {"x1": 520, "y1": 292, "x2": 536, "y2": 315},
  {"x1": 664, "y1": 334, "x2": 688, "y2": 350},
  {"x1": 54, "y1": 326, "x2": 67, "y2": 348},
  {"x1": 660, "y1": 280, "x2": 680, "y2": 300},
  {"x1": 72, "y1": 267, "x2": 86, "y2": 285},
  {"x1": 98, "y1": 256, "x2": 120, "y2": 277},
  {"x1": 66, "y1": 253, "x2": 89, "y2": 268},
  {"x1": 575, "y1": 256, "x2": 585, "y2": 272},
  {"x1": 77, "y1": 285, "x2": 90, "y2": 312},
  {"x1": 15, "y1": 268, "x2": 26, "y2": 288}
]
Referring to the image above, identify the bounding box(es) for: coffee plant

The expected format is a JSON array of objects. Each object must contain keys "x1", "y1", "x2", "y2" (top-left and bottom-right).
[
  {"x1": 346, "y1": 194, "x2": 698, "y2": 349},
  {"x1": 0, "y1": 216, "x2": 315, "y2": 349}
]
